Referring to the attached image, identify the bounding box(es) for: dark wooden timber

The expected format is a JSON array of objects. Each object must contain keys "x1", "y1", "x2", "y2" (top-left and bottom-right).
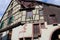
[
  {"x1": 20, "y1": 8, "x2": 35, "y2": 11},
  {"x1": 0, "y1": 22, "x2": 24, "y2": 33},
  {"x1": 18, "y1": 0, "x2": 60, "y2": 7}
]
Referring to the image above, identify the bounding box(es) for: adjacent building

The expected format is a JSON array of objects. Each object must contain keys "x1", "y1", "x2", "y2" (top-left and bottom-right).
[{"x1": 0, "y1": 0, "x2": 60, "y2": 40}]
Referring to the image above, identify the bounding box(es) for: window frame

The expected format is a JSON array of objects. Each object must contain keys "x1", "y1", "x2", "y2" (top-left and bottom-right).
[
  {"x1": 33, "y1": 24, "x2": 40, "y2": 38},
  {"x1": 26, "y1": 10, "x2": 33, "y2": 19},
  {"x1": 0, "y1": 21, "x2": 4, "y2": 29}
]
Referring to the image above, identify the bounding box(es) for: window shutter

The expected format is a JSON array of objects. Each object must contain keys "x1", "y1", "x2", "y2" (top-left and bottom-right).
[
  {"x1": 0, "y1": 21, "x2": 4, "y2": 29},
  {"x1": 8, "y1": 16, "x2": 14, "y2": 24}
]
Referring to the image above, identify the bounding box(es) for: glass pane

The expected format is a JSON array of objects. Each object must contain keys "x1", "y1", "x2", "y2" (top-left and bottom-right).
[
  {"x1": 26, "y1": 11, "x2": 33, "y2": 19},
  {"x1": 8, "y1": 16, "x2": 14, "y2": 24},
  {"x1": 0, "y1": 21, "x2": 4, "y2": 29},
  {"x1": 39, "y1": 10, "x2": 43, "y2": 15}
]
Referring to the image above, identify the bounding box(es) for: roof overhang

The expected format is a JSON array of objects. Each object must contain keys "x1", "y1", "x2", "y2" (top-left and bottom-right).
[{"x1": 16, "y1": 0, "x2": 60, "y2": 7}]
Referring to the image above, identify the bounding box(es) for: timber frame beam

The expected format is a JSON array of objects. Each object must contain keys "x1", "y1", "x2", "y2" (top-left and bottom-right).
[{"x1": 0, "y1": 21, "x2": 24, "y2": 33}]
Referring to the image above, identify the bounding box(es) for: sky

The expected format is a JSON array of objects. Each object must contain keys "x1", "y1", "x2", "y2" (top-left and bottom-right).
[
  {"x1": 0, "y1": 0, "x2": 11, "y2": 19},
  {"x1": 37, "y1": 0, "x2": 60, "y2": 5},
  {"x1": 0, "y1": 0, "x2": 60, "y2": 19}
]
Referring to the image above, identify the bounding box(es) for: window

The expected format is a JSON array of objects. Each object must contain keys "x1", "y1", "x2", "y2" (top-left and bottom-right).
[
  {"x1": 39, "y1": 10, "x2": 43, "y2": 16},
  {"x1": 33, "y1": 24, "x2": 40, "y2": 37},
  {"x1": 41, "y1": 23, "x2": 45, "y2": 28},
  {"x1": 25, "y1": 37, "x2": 31, "y2": 40},
  {"x1": 19, "y1": 38, "x2": 23, "y2": 40},
  {"x1": 0, "y1": 21, "x2": 4, "y2": 29},
  {"x1": 26, "y1": 10, "x2": 33, "y2": 19},
  {"x1": 8, "y1": 16, "x2": 14, "y2": 24},
  {"x1": 49, "y1": 14, "x2": 57, "y2": 24}
]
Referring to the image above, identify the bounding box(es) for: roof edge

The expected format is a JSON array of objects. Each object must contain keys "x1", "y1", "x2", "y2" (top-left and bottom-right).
[{"x1": 1, "y1": 0, "x2": 12, "y2": 21}]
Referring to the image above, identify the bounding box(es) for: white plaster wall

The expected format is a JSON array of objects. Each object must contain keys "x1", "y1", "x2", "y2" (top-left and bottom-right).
[
  {"x1": 20, "y1": 23, "x2": 33, "y2": 37},
  {"x1": 13, "y1": 0, "x2": 18, "y2": 7},
  {"x1": 11, "y1": 23, "x2": 33, "y2": 40},
  {"x1": 11, "y1": 25, "x2": 22, "y2": 40},
  {"x1": 40, "y1": 24, "x2": 60, "y2": 40},
  {"x1": 13, "y1": 5, "x2": 20, "y2": 13}
]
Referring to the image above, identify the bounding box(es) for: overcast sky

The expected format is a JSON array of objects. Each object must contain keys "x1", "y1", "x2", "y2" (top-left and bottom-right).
[{"x1": 0, "y1": 0, "x2": 60, "y2": 19}]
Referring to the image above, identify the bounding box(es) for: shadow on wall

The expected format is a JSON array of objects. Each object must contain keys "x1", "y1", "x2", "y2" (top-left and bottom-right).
[
  {"x1": 0, "y1": 33, "x2": 2, "y2": 40},
  {"x1": 2, "y1": 33, "x2": 8, "y2": 40}
]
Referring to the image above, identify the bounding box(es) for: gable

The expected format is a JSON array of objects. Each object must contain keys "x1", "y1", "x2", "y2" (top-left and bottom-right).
[{"x1": 1, "y1": 0, "x2": 19, "y2": 22}]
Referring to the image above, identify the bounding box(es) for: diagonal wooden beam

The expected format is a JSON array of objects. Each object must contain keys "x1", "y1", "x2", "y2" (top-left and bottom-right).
[{"x1": 0, "y1": 22, "x2": 24, "y2": 33}]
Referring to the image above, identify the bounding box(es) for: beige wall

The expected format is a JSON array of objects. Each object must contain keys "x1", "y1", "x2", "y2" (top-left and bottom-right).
[{"x1": 11, "y1": 23, "x2": 33, "y2": 40}]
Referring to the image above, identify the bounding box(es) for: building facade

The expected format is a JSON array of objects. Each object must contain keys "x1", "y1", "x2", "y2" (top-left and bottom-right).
[
  {"x1": 0, "y1": 0, "x2": 60, "y2": 40},
  {"x1": 0, "y1": 20, "x2": 2, "y2": 40}
]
